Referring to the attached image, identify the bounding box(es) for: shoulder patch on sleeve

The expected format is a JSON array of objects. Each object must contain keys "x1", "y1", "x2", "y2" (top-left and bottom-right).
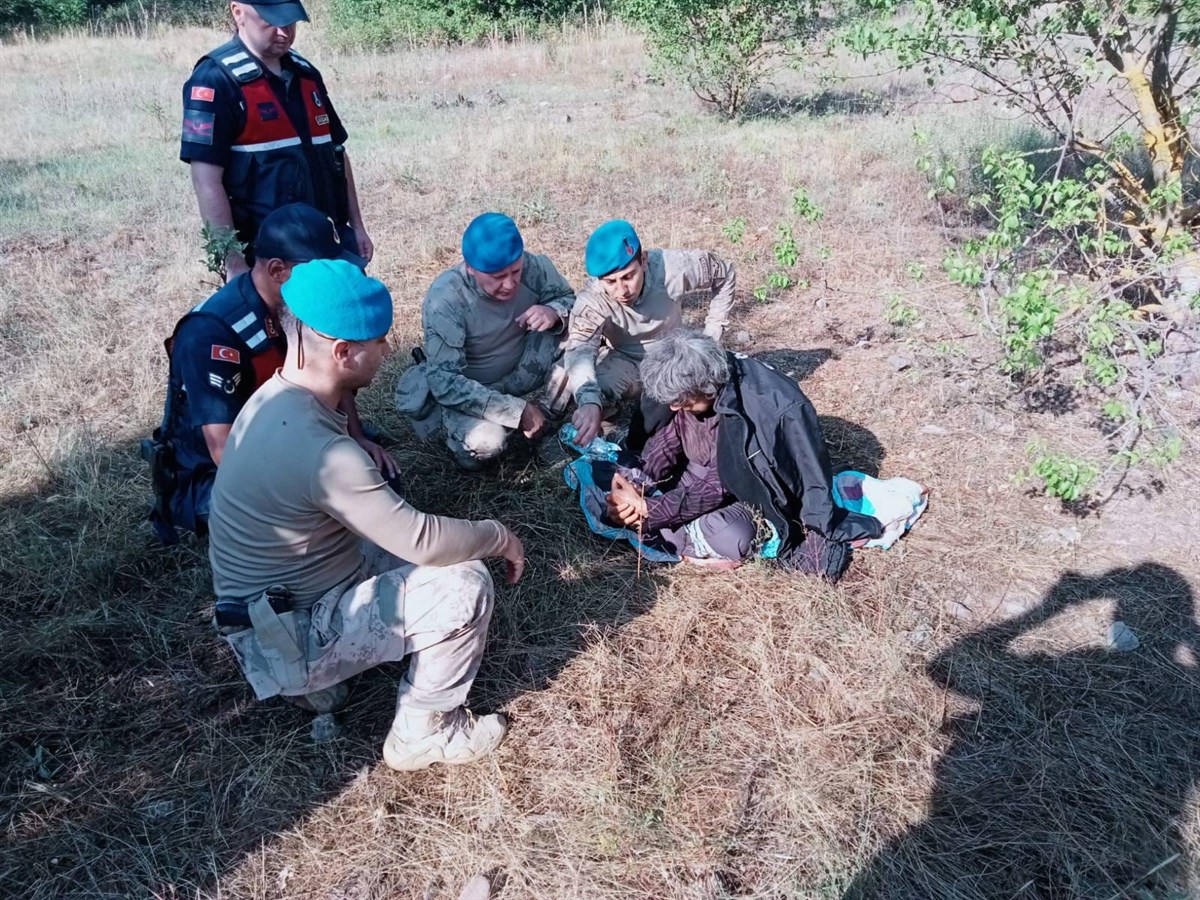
[
  {"x1": 208, "y1": 371, "x2": 243, "y2": 394},
  {"x1": 190, "y1": 85, "x2": 216, "y2": 102},
  {"x1": 182, "y1": 108, "x2": 215, "y2": 145},
  {"x1": 211, "y1": 344, "x2": 241, "y2": 364}
]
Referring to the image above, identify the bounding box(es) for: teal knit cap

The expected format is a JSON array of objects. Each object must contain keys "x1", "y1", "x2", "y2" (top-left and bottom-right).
[
  {"x1": 282, "y1": 259, "x2": 393, "y2": 341},
  {"x1": 585, "y1": 219, "x2": 641, "y2": 277}
]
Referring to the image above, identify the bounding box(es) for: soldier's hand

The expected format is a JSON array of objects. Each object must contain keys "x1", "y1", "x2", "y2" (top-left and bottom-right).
[
  {"x1": 572, "y1": 403, "x2": 603, "y2": 447},
  {"x1": 356, "y1": 228, "x2": 375, "y2": 264},
  {"x1": 356, "y1": 436, "x2": 399, "y2": 479},
  {"x1": 515, "y1": 305, "x2": 560, "y2": 332},
  {"x1": 518, "y1": 402, "x2": 546, "y2": 439},
  {"x1": 499, "y1": 527, "x2": 526, "y2": 584}
]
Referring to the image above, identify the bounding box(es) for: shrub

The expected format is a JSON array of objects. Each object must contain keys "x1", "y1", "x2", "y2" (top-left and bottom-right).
[
  {"x1": 329, "y1": 0, "x2": 493, "y2": 47},
  {"x1": 1, "y1": 0, "x2": 87, "y2": 30},
  {"x1": 1, "y1": 0, "x2": 219, "y2": 33},
  {"x1": 328, "y1": 0, "x2": 600, "y2": 48},
  {"x1": 619, "y1": 0, "x2": 820, "y2": 117}
]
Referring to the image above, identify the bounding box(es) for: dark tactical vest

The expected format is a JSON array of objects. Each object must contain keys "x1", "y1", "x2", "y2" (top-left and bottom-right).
[{"x1": 200, "y1": 39, "x2": 348, "y2": 247}]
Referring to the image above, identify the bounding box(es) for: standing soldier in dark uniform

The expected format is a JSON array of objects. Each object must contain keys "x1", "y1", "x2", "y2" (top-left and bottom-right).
[
  {"x1": 143, "y1": 203, "x2": 394, "y2": 544},
  {"x1": 179, "y1": 0, "x2": 373, "y2": 279}
]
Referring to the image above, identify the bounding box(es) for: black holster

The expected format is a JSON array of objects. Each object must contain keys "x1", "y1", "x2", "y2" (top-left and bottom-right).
[{"x1": 141, "y1": 431, "x2": 180, "y2": 545}]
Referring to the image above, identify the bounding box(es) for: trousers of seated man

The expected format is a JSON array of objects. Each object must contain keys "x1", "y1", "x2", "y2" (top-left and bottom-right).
[
  {"x1": 652, "y1": 502, "x2": 757, "y2": 563},
  {"x1": 582, "y1": 348, "x2": 672, "y2": 452},
  {"x1": 442, "y1": 330, "x2": 572, "y2": 469},
  {"x1": 222, "y1": 544, "x2": 495, "y2": 735}
]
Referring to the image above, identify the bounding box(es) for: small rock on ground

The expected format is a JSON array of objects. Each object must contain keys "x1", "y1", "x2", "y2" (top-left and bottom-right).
[
  {"x1": 1040, "y1": 525, "x2": 1082, "y2": 548},
  {"x1": 311, "y1": 713, "x2": 340, "y2": 743},
  {"x1": 458, "y1": 876, "x2": 492, "y2": 900},
  {"x1": 903, "y1": 622, "x2": 934, "y2": 647},
  {"x1": 944, "y1": 599, "x2": 973, "y2": 620},
  {"x1": 888, "y1": 355, "x2": 913, "y2": 372},
  {"x1": 1107, "y1": 620, "x2": 1140, "y2": 652}
]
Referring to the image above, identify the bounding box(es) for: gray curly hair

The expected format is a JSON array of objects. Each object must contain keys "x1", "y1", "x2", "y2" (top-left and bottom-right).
[{"x1": 639, "y1": 329, "x2": 730, "y2": 406}]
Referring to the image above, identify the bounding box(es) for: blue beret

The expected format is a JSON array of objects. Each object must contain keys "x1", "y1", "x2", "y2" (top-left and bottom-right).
[
  {"x1": 585, "y1": 219, "x2": 641, "y2": 277},
  {"x1": 462, "y1": 212, "x2": 524, "y2": 273},
  {"x1": 281, "y1": 259, "x2": 393, "y2": 341}
]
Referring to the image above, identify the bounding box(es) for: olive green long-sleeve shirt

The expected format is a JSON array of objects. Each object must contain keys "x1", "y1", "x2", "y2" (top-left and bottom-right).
[
  {"x1": 209, "y1": 374, "x2": 509, "y2": 608},
  {"x1": 564, "y1": 249, "x2": 736, "y2": 408},
  {"x1": 421, "y1": 253, "x2": 575, "y2": 428}
]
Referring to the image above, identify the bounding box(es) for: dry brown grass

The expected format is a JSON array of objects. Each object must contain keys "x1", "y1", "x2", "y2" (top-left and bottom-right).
[{"x1": 3, "y1": 19, "x2": 1200, "y2": 900}]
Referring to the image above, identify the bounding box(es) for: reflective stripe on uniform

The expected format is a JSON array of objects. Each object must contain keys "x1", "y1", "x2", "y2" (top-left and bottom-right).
[
  {"x1": 221, "y1": 51, "x2": 249, "y2": 64},
  {"x1": 231, "y1": 62, "x2": 259, "y2": 78},
  {"x1": 311, "y1": 134, "x2": 332, "y2": 145},
  {"x1": 231, "y1": 312, "x2": 257, "y2": 332},
  {"x1": 244, "y1": 330, "x2": 267, "y2": 349},
  {"x1": 230, "y1": 136, "x2": 304, "y2": 152}
]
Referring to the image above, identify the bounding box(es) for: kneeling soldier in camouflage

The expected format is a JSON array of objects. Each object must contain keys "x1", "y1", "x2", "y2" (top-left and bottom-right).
[
  {"x1": 566, "y1": 219, "x2": 737, "y2": 448},
  {"x1": 395, "y1": 212, "x2": 575, "y2": 470},
  {"x1": 208, "y1": 259, "x2": 524, "y2": 771}
]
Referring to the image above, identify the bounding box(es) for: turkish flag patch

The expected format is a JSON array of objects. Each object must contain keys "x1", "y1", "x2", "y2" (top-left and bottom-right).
[
  {"x1": 190, "y1": 86, "x2": 216, "y2": 102},
  {"x1": 211, "y1": 345, "x2": 241, "y2": 364}
]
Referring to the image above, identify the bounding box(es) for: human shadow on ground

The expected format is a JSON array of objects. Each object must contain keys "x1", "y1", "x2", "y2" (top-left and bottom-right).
[
  {"x1": 750, "y1": 346, "x2": 884, "y2": 476},
  {"x1": 844, "y1": 563, "x2": 1200, "y2": 900},
  {"x1": 0, "y1": 438, "x2": 380, "y2": 897},
  {"x1": 0, "y1": 426, "x2": 663, "y2": 898},
  {"x1": 819, "y1": 416, "x2": 885, "y2": 478}
]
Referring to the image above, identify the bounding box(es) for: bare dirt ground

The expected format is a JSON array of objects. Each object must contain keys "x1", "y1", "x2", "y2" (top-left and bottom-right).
[{"x1": 2, "y1": 22, "x2": 1200, "y2": 900}]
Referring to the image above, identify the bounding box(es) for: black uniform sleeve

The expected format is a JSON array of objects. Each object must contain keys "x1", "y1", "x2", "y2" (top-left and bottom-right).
[
  {"x1": 180, "y1": 59, "x2": 243, "y2": 168},
  {"x1": 173, "y1": 317, "x2": 252, "y2": 428}
]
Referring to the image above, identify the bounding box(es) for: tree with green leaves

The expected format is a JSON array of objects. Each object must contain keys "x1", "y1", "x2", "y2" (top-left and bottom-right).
[
  {"x1": 847, "y1": 0, "x2": 1199, "y2": 498},
  {"x1": 850, "y1": 0, "x2": 1198, "y2": 308},
  {"x1": 620, "y1": 0, "x2": 822, "y2": 116}
]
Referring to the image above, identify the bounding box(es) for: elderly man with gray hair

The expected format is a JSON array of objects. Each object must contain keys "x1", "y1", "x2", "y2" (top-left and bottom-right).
[{"x1": 606, "y1": 330, "x2": 883, "y2": 578}]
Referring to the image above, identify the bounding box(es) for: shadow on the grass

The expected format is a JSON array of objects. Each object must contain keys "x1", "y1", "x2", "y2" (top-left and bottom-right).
[
  {"x1": 0, "y1": 429, "x2": 664, "y2": 898},
  {"x1": 844, "y1": 563, "x2": 1200, "y2": 900},
  {"x1": 0, "y1": 436, "x2": 380, "y2": 897},
  {"x1": 739, "y1": 85, "x2": 918, "y2": 121},
  {"x1": 752, "y1": 347, "x2": 834, "y2": 383},
  {"x1": 820, "y1": 415, "x2": 885, "y2": 477}
]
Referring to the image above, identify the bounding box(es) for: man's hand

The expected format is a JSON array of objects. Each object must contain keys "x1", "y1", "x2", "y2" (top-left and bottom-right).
[
  {"x1": 518, "y1": 401, "x2": 546, "y2": 439},
  {"x1": 571, "y1": 403, "x2": 604, "y2": 447},
  {"x1": 514, "y1": 305, "x2": 561, "y2": 332},
  {"x1": 498, "y1": 526, "x2": 526, "y2": 584},
  {"x1": 353, "y1": 225, "x2": 375, "y2": 264},
  {"x1": 356, "y1": 436, "x2": 399, "y2": 479},
  {"x1": 225, "y1": 252, "x2": 250, "y2": 279},
  {"x1": 606, "y1": 472, "x2": 648, "y2": 527}
]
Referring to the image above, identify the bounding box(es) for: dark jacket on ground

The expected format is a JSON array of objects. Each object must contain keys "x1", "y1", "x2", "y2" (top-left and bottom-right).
[{"x1": 714, "y1": 353, "x2": 882, "y2": 568}]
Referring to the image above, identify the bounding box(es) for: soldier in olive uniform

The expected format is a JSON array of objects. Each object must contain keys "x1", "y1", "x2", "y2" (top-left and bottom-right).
[
  {"x1": 565, "y1": 219, "x2": 737, "y2": 447},
  {"x1": 396, "y1": 213, "x2": 575, "y2": 470}
]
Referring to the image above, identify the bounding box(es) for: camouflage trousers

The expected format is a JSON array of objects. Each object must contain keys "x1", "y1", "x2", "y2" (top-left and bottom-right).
[
  {"x1": 442, "y1": 330, "x2": 571, "y2": 469},
  {"x1": 592, "y1": 348, "x2": 642, "y2": 406},
  {"x1": 222, "y1": 545, "x2": 495, "y2": 715}
]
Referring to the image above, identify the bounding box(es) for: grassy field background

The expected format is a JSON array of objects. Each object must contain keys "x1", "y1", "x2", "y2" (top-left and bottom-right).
[{"x1": 3, "y1": 17, "x2": 1200, "y2": 900}]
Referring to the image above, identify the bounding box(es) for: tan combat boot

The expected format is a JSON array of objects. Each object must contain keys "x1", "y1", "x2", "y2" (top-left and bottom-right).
[{"x1": 383, "y1": 707, "x2": 508, "y2": 772}]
